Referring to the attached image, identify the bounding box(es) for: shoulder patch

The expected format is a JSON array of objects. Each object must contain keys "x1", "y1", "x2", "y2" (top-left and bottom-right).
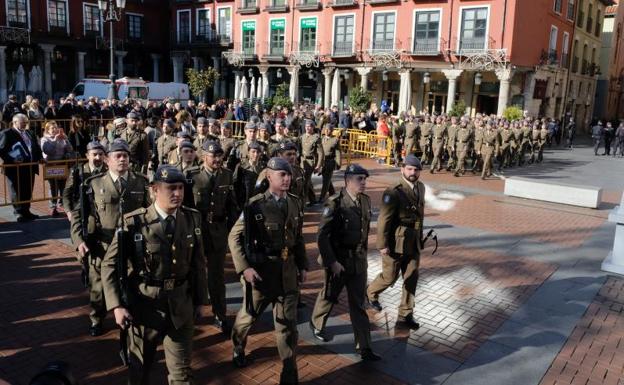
[
  {"x1": 322, "y1": 206, "x2": 332, "y2": 217},
  {"x1": 383, "y1": 193, "x2": 392, "y2": 204}
]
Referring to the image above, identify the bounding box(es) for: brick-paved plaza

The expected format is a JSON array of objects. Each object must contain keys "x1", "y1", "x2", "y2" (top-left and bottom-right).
[{"x1": 1, "y1": 141, "x2": 624, "y2": 385}]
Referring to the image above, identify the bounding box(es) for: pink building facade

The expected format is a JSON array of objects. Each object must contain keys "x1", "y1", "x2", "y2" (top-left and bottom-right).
[{"x1": 170, "y1": 0, "x2": 609, "y2": 119}]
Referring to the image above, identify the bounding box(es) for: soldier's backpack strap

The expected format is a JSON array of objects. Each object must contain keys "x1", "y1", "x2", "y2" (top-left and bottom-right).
[{"x1": 130, "y1": 214, "x2": 147, "y2": 273}]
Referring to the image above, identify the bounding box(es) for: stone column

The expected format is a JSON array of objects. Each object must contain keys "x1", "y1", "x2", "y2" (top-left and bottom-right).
[
  {"x1": 234, "y1": 71, "x2": 241, "y2": 100},
  {"x1": 115, "y1": 51, "x2": 127, "y2": 78},
  {"x1": 212, "y1": 56, "x2": 221, "y2": 101},
  {"x1": 192, "y1": 57, "x2": 200, "y2": 71},
  {"x1": 259, "y1": 65, "x2": 270, "y2": 100},
  {"x1": 171, "y1": 55, "x2": 185, "y2": 84},
  {"x1": 523, "y1": 71, "x2": 536, "y2": 115},
  {"x1": 76, "y1": 52, "x2": 86, "y2": 82},
  {"x1": 356, "y1": 67, "x2": 372, "y2": 90},
  {"x1": 151, "y1": 54, "x2": 161, "y2": 82},
  {"x1": 322, "y1": 68, "x2": 333, "y2": 109},
  {"x1": 0, "y1": 46, "x2": 8, "y2": 102},
  {"x1": 288, "y1": 66, "x2": 299, "y2": 104},
  {"x1": 398, "y1": 69, "x2": 412, "y2": 114},
  {"x1": 496, "y1": 68, "x2": 514, "y2": 116},
  {"x1": 414, "y1": 72, "x2": 424, "y2": 113},
  {"x1": 39, "y1": 44, "x2": 55, "y2": 98},
  {"x1": 442, "y1": 69, "x2": 463, "y2": 113}
]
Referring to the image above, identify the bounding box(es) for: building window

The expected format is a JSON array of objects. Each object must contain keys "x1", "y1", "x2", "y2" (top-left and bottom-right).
[
  {"x1": 554, "y1": 0, "x2": 562, "y2": 13},
  {"x1": 197, "y1": 9, "x2": 211, "y2": 39},
  {"x1": 413, "y1": 10, "x2": 440, "y2": 54},
  {"x1": 177, "y1": 10, "x2": 191, "y2": 43},
  {"x1": 269, "y1": 19, "x2": 285, "y2": 56},
  {"x1": 567, "y1": 0, "x2": 575, "y2": 20},
  {"x1": 7, "y1": 0, "x2": 28, "y2": 28},
  {"x1": 84, "y1": 5, "x2": 101, "y2": 34},
  {"x1": 562, "y1": 32, "x2": 569, "y2": 66},
  {"x1": 217, "y1": 8, "x2": 232, "y2": 41},
  {"x1": 242, "y1": 21, "x2": 256, "y2": 55},
  {"x1": 333, "y1": 15, "x2": 354, "y2": 56},
  {"x1": 127, "y1": 14, "x2": 142, "y2": 40},
  {"x1": 586, "y1": 3, "x2": 593, "y2": 33},
  {"x1": 595, "y1": 9, "x2": 601, "y2": 37},
  {"x1": 300, "y1": 18, "x2": 317, "y2": 52},
  {"x1": 577, "y1": 0, "x2": 584, "y2": 27},
  {"x1": 459, "y1": 7, "x2": 488, "y2": 51},
  {"x1": 48, "y1": 0, "x2": 67, "y2": 29},
  {"x1": 372, "y1": 12, "x2": 395, "y2": 51}
]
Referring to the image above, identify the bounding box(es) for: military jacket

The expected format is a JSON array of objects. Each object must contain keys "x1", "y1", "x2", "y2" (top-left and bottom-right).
[
  {"x1": 455, "y1": 127, "x2": 472, "y2": 148},
  {"x1": 189, "y1": 167, "x2": 238, "y2": 226},
  {"x1": 233, "y1": 160, "x2": 265, "y2": 207},
  {"x1": 499, "y1": 128, "x2": 514, "y2": 147},
  {"x1": 156, "y1": 134, "x2": 177, "y2": 165},
  {"x1": 321, "y1": 135, "x2": 341, "y2": 166},
  {"x1": 420, "y1": 123, "x2": 433, "y2": 139},
  {"x1": 300, "y1": 133, "x2": 324, "y2": 168},
  {"x1": 432, "y1": 124, "x2": 447, "y2": 143},
  {"x1": 63, "y1": 162, "x2": 107, "y2": 214},
  {"x1": 446, "y1": 124, "x2": 459, "y2": 148},
  {"x1": 479, "y1": 129, "x2": 500, "y2": 152},
  {"x1": 377, "y1": 179, "x2": 425, "y2": 258},
  {"x1": 101, "y1": 205, "x2": 209, "y2": 329},
  {"x1": 120, "y1": 129, "x2": 150, "y2": 167},
  {"x1": 512, "y1": 128, "x2": 523, "y2": 144},
  {"x1": 318, "y1": 189, "x2": 371, "y2": 274}
]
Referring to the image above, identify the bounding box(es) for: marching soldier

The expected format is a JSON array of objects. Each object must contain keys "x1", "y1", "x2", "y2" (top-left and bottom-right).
[
  {"x1": 219, "y1": 121, "x2": 237, "y2": 160},
  {"x1": 168, "y1": 132, "x2": 193, "y2": 166},
  {"x1": 101, "y1": 165, "x2": 209, "y2": 385},
  {"x1": 120, "y1": 112, "x2": 150, "y2": 173},
  {"x1": 309, "y1": 164, "x2": 381, "y2": 361},
  {"x1": 529, "y1": 122, "x2": 541, "y2": 164},
  {"x1": 367, "y1": 154, "x2": 424, "y2": 329},
  {"x1": 429, "y1": 116, "x2": 447, "y2": 173},
  {"x1": 255, "y1": 141, "x2": 305, "y2": 201},
  {"x1": 511, "y1": 121, "x2": 524, "y2": 166},
  {"x1": 470, "y1": 120, "x2": 485, "y2": 173},
  {"x1": 155, "y1": 119, "x2": 177, "y2": 167},
  {"x1": 419, "y1": 116, "x2": 433, "y2": 164},
  {"x1": 233, "y1": 141, "x2": 265, "y2": 208},
  {"x1": 519, "y1": 120, "x2": 532, "y2": 165},
  {"x1": 498, "y1": 122, "x2": 514, "y2": 170},
  {"x1": 189, "y1": 141, "x2": 239, "y2": 333},
  {"x1": 174, "y1": 141, "x2": 201, "y2": 209},
  {"x1": 453, "y1": 120, "x2": 473, "y2": 177},
  {"x1": 319, "y1": 124, "x2": 341, "y2": 202},
  {"x1": 403, "y1": 116, "x2": 419, "y2": 156},
  {"x1": 71, "y1": 139, "x2": 150, "y2": 336},
  {"x1": 445, "y1": 116, "x2": 459, "y2": 171},
  {"x1": 193, "y1": 117, "x2": 216, "y2": 159},
  {"x1": 269, "y1": 119, "x2": 292, "y2": 156},
  {"x1": 478, "y1": 123, "x2": 500, "y2": 180},
  {"x1": 300, "y1": 119, "x2": 324, "y2": 205},
  {"x1": 229, "y1": 157, "x2": 308, "y2": 384},
  {"x1": 227, "y1": 122, "x2": 264, "y2": 171},
  {"x1": 63, "y1": 141, "x2": 107, "y2": 222},
  {"x1": 538, "y1": 122, "x2": 549, "y2": 163}
]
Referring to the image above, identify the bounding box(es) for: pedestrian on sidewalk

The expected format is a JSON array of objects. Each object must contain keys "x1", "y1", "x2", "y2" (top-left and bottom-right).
[
  {"x1": 603, "y1": 122, "x2": 615, "y2": 155},
  {"x1": 40, "y1": 120, "x2": 73, "y2": 216},
  {"x1": 565, "y1": 118, "x2": 576, "y2": 149},
  {"x1": 591, "y1": 121, "x2": 604, "y2": 156},
  {"x1": 614, "y1": 122, "x2": 624, "y2": 157}
]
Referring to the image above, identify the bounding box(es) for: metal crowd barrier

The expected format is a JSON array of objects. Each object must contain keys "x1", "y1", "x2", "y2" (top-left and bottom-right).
[
  {"x1": 343, "y1": 129, "x2": 393, "y2": 166},
  {"x1": 0, "y1": 158, "x2": 85, "y2": 207}
]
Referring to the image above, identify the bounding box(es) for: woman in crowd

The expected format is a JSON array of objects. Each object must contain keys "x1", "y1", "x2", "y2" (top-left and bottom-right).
[{"x1": 40, "y1": 121, "x2": 73, "y2": 216}]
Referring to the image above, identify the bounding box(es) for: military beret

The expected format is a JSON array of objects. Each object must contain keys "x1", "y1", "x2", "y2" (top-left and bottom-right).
[
  {"x1": 345, "y1": 163, "x2": 369, "y2": 177},
  {"x1": 113, "y1": 117, "x2": 126, "y2": 126},
  {"x1": 248, "y1": 141, "x2": 262, "y2": 151},
  {"x1": 403, "y1": 154, "x2": 423, "y2": 170},
  {"x1": 278, "y1": 141, "x2": 297, "y2": 152},
  {"x1": 207, "y1": 118, "x2": 216, "y2": 125},
  {"x1": 126, "y1": 112, "x2": 139, "y2": 120},
  {"x1": 153, "y1": 165, "x2": 186, "y2": 184},
  {"x1": 164, "y1": 118, "x2": 176, "y2": 128},
  {"x1": 179, "y1": 141, "x2": 195, "y2": 150},
  {"x1": 267, "y1": 157, "x2": 292, "y2": 174},
  {"x1": 244, "y1": 122, "x2": 257, "y2": 131},
  {"x1": 221, "y1": 121, "x2": 232, "y2": 129},
  {"x1": 202, "y1": 140, "x2": 223, "y2": 154},
  {"x1": 108, "y1": 139, "x2": 130, "y2": 154},
  {"x1": 258, "y1": 122, "x2": 269, "y2": 130},
  {"x1": 87, "y1": 141, "x2": 105, "y2": 152},
  {"x1": 196, "y1": 117, "x2": 208, "y2": 125},
  {"x1": 176, "y1": 131, "x2": 192, "y2": 139},
  {"x1": 304, "y1": 119, "x2": 315, "y2": 126}
]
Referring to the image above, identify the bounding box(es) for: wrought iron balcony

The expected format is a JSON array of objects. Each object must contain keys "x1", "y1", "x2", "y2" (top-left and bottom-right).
[
  {"x1": 411, "y1": 38, "x2": 440, "y2": 55},
  {"x1": 171, "y1": 30, "x2": 232, "y2": 47},
  {"x1": 368, "y1": 0, "x2": 399, "y2": 4},
  {"x1": 332, "y1": 41, "x2": 355, "y2": 57},
  {"x1": 456, "y1": 38, "x2": 488, "y2": 54},
  {"x1": 0, "y1": 26, "x2": 30, "y2": 44},
  {"x1": 328, "y1": 0, "x2": 358, "y2": 7},
  {"x1": 262, "y1": 41, "x2": 289, "y2": 61},
  {"x1": 264, "y1": 0, "x2": 289, "y2": 12},
  {"x1": 370, "y1": 39, "x2": 395, "y2": 53},
  {"x1": 238, "y1": 0, "x2": 259, "y2": 14},
  {"x1": 294, "y1": 0, "x2": 321, "y2": 11}
]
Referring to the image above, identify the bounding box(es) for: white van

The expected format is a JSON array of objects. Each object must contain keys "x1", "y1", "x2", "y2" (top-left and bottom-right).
[{"x1": 72, "y1": 77, "x2": 190, "y2": 102}]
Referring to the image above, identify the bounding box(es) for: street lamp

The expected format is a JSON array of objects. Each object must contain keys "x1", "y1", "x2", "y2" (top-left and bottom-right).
[
  {"x1": 423, "y1": 72, "x2": 431, "y2": 84},
  {"x1": 98, "y1": 0, "x2": 126, "y2": 101}
]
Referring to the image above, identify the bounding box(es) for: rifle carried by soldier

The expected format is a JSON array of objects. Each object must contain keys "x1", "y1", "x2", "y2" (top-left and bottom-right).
[{"x1": 116, "y1": 188, "x2": 130, "y2": 366}]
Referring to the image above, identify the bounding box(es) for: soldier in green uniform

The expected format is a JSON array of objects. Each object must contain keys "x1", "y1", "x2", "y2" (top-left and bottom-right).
[
  {"x1": 470, "y1": 120, "x2": 485, "y2": 173},
  {"x1": 269, "y1": 119, "x2": 292, "y2": 156},
  {"x1": 229, "y1": 157, "x2": 308, "y2": 384},
  {"x1": 120, "y1": 112, "x2": 150, "y2": 173},
  {"x1": 403, "y1": 116, "x2": 419, "y2": 156},
  {"x1": 367, "y1": 154, "x2": 424, "y2": 329},
  {"x1": 518, "y1": 120, "x2": 532, "y2": 166},
  {"x1": 155, "y1": 119, "x2": 178, "y2": 168},
  {"x1": 189, "y1": 141, "x2": 238, "y2": 333},
  {"x1": 299, "y1": 119, "x2": 324, "y2": 205},
  {"x1": 538, "y1": 122, "x2": 549, "y2": 163},
  {"x1": 194, "y1": 117, "x2": 216, "y2": 159},
  {"x1": 168, "y1": 132, "x2": 193, "y2": 166},
  {"x1": 228, "y1": 122, "x2": 265, "y2": 171},
  {"x1": 63, "y1": 141, "x2": 107, "y2": 222},
  {"x1": 419, "y1": 116, "x2": 433, "y2": 164},
  {"x1": 101, "y1": 165, "x2": 209, "y2": 385},
  {"x1": 429, "y1": 116, "x2": 447, "y2": 173},
  {"x1": 498, "y1": 122, "x2": 514, "y2": 170},
  {"x1": 309, "y1": 164, "x2": 381, "y2": 361},
  {"x1": 529, "y1": 121, "x2": 541, "y2": 164},
  {"x1": 174, "y1": 141, "x2": 201, "y2": 209},
  {"x1": 453, "y1": 120, "x2": 473, "y2": 177},
  {"x1": 233, "y1": 141, "x2": 265, "y2": 208},
  {"x1": 71, "y1": 139, "x2": 150, "y2": 336},
  {"x1": 255, "y1": 141, "x2": 305, "y2": 200},
  {"x1": 510, "y1": 121, "x2": 524, "y2": 166},
  {"x1": 319, "y1": 124, "x2": 341, "y2": 203},
  {"x1": 445, "y1": 116, "x2": 459, "y2": 171},
  {"x1": 478, "y1": 123, "x2": 500, "y2": 179},
  {"x1": 219, "y1": 122, "x2": 237, "y2": 160}
]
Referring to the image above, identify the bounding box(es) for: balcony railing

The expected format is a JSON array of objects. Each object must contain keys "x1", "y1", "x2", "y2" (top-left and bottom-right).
[
  {"x1": 457, "y1": 38, "x2": 487, "y2": 53},
  {"x1": 171, "y1": 30, "x2": 232, "y2": 47},
  {"x1": 0, "y1": 25, "x2": 30, "y2": 44},
  {"x1": 368, "y1": 0, "x2": 399, "y2": 4},
  {"x1": 328, "y1": 0, "x2": 357, "y2": 7},
  {"x1": 294, "y1": 0, "x2": 321, "y2": 10},
  {"x1": 332, "y1": 41, "x2": 354, "y2": 57},
  {"x1": 411, "y1": 38, "x2": 440, "y2": 55},
  {"x1": 370, "y1": 39, "x2": 395, "y2": 53},
  {"x1": 262, "y1": 41, "x2": 289, "y2": 60},
  {"x1": 238, "y1": 0, "x2": 259, "y2": 14},
  {"x1": 264, "y1": 0, "x2": 289, "y2": 12}
]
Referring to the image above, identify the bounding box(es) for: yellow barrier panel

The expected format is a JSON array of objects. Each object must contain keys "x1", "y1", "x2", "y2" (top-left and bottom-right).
[{"x1": 344, "y1": 130, "x2": 393, "y2": 166}]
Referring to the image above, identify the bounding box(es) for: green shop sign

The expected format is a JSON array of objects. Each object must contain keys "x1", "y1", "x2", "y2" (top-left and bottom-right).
[
  {"x1": 271, "y1": 19, "x2": 285, "y2": 30},
  {"x1": 242, "y1": 21, "x2": 256, "y2": 31},
  {"x1": 300, "y1": 18, "x2": 317, "y2": 29}
]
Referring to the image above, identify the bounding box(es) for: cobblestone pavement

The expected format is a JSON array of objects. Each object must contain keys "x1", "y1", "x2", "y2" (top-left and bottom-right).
[{"x1": 1, "y1": 143, "x2": 623, "y2": 384}]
